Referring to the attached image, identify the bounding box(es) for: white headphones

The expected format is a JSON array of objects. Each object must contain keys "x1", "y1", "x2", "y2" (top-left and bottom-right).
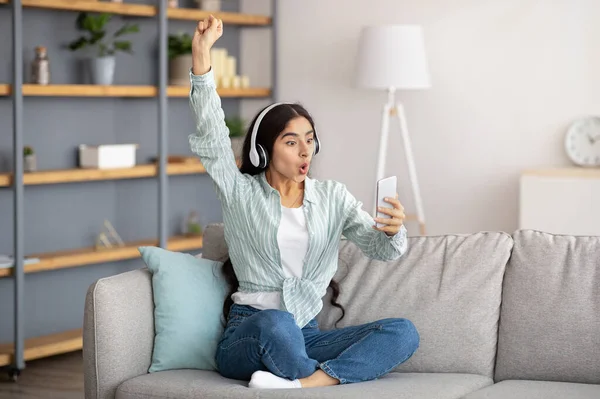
[{"x1": 249, "y1": 102, "x2": 321, "y2": 168}]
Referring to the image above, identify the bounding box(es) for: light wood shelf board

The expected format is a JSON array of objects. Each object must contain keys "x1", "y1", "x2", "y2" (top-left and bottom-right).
[
  {"x1": 167, "y1": 7, "x2": 271, "y2": 25},
  {"x1": 22, "y1": 84, "x2": 157, "y2": 97},
  {"x1": 0, "y1": 235, "x2": 203, "y2": 278},
  {"x1": 0, "y1": 0, "x2": 271, "y2": 24},
  {"x1": 0, "y1": 329, "x2": 83, "y2": 367},
  {"x1": 166, "y1": 162, "x2": 206, "y2": 175},
  {"x1": 0, "y1": 0, "x2": 154, "y2": 16},
  {"x1": 20, "y1": 0, "x2": 155, "y2": 16},
  {"x1": 0, "y1": 162, "x2": 206, "y2": 187},
  {"x1": 0, "y1": 84, "x2": 270, "y2": 98},
  {"x1": 168, "y1": 85, "x2": 271, "y2": 98}
]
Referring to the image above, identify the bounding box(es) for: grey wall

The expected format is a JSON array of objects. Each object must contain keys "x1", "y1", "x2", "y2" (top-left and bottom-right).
[{"x1": 0, "y1": 1, "x2": 244, "y2": 342}]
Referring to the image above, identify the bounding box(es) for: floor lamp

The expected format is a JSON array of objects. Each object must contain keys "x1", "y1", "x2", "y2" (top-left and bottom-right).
[{"x1": 355, "y1": 24, "x2": 431, "y2": 236}]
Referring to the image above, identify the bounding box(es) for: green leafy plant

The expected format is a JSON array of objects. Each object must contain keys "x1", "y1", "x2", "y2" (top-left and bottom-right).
[
  {"x1": 187, "y1": 222, "x2": 202, "y2": 235},
  {"x1": 67, "y1": 12, "x2": 139, "y2": 57},
  {"x1": 168, "y1": 32, "x2": 193, "y2": 60},
  {"x1": 225, "y1": 116, "x2": 247, "y2": 138},
  {"x1": 23, "y1": 146, "x2": 34, "y2": 156}
]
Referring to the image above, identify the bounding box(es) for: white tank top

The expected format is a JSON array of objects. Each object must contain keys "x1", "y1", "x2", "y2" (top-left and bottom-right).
[{"x1": 231, "y1": 205, "x2": 308, "y2": 310}]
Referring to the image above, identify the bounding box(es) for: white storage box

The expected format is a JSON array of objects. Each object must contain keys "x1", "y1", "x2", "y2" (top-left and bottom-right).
[{"x1": 79, "y1": 144, "x2": 138, "y2": 169}]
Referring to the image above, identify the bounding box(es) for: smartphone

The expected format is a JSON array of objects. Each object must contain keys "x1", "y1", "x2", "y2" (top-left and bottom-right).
[{"x1": 376, "y1": 176, "x2": 397, "y2": 228}]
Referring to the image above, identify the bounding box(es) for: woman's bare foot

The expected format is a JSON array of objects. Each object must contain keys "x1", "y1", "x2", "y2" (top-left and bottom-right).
[{"x1": 298, "y1": 369, "x2": 340, "y2": 388}]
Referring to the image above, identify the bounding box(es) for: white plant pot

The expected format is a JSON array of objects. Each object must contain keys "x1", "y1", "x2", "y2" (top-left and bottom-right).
[
  {"x1": 24, "y1": 155, "x2": 36, "y2": 172},
  {"x1": 90, "y1": 56, "x2": 116, "y2": 85},
  {"x1": 169, "y1": 54, "x2": 193, "y2": 86}
]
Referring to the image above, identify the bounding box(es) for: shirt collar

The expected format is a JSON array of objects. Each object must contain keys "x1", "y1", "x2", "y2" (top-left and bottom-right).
[{"x1": 258, "y1": 171, "x2": 317, "y2": 204}]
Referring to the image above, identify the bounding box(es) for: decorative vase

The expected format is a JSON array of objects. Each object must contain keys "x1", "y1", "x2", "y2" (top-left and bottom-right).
[
  {"x1": 24, "y1": 154, "x2": 36, "y2": 172},
  {"x1": 197, "y1": 0, "x2": 221, "y2": 11},
  {"x1": 90, "y1": 56, "x2": 116, "y2": 85},
  {"x1": 169, "y1": 54, "x2": 193, "y2": 86}
]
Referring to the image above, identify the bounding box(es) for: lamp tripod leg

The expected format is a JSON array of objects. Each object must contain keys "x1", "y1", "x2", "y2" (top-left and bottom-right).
[
  {"x1": 374, "y1": 103, "x2": 392, "y2": 216},
  {"x1": 395, "y1": 104, "x2": 426, "y2": 235}
]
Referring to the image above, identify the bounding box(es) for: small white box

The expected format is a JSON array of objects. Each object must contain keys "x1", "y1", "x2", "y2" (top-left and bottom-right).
[{"x1": 79, "y1": 144, "x2": 138, "y2": 169}]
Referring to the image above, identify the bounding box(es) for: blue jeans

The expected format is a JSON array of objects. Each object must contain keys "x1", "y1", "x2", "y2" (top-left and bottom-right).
[{"x1": 215, "y1": 304, "x2": 420, "y2": 384}]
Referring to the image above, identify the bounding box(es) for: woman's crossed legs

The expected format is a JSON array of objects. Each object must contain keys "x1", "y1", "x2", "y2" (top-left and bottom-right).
[{"x1": 215, "y1": 305, "x2": 419, "y2": 389}]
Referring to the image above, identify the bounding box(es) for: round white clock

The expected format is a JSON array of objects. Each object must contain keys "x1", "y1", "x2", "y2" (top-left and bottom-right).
[{"x1": 564, "y1": 116, "x2": 600, "y2": 167}]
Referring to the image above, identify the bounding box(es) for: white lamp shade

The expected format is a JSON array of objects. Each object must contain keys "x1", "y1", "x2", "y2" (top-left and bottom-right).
[{"x1": 355, "y1": 24, "x2": 431, "y2": 90}]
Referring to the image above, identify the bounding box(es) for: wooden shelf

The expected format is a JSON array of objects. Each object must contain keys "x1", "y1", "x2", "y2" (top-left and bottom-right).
[
  {"x1": 0, "y1": 162, "x2": 206, "y2": 187},
  {"x1": 0, "y1": 0, "x2": 268, "y2": 370},
  {"x1": 0, "y1": 235, "x2": 203, "y2": 278},
  {"x1": 0, "y1": 329, "x2": 82, "y2": 367},
  {"x1": 0, "y1": 0, "x2": 155, "y2": 16},
  {"x1": 167, "y1": 7, "x2": 271, "y2": 25},
  {"x1": 0, "y1": 84, "x2": 271, "y2": 98},
  {"x1": 169, "y1": 85, "x2": 271, "y2": 98},
  {"x1": 22, "y1": 84, "x2": 157, "y2": 97},
  {"x1": 0, "y1": 0, "x2": 271, "y2": 25}
]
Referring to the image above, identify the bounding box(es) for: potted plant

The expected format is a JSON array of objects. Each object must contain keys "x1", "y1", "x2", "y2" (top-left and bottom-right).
[
  {"x1": 225, "y1": 116, "x2": 246, "y2": 159},
  {"x1": 67, "y1": 12, "x2": 139, "y2": 85},
  {"x1": 183, "y1": 211, "x2": 203, "y2": 237},
  {"x1": 23, "y1": 146, "x2": 36, "y2": 172},
  {"x1": 168, "y1": 32, "x2": 193, "y2": 86}
]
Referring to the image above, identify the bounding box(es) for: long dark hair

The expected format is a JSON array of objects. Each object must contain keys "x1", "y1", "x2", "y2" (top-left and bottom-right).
[{"x1": 221, "y1": 103, "x2": 346, "y2": 326}]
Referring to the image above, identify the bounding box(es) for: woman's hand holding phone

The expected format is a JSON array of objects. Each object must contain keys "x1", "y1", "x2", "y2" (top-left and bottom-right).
[{"x1": 374, "y1": 176, "x2": 406, "y2": 236}]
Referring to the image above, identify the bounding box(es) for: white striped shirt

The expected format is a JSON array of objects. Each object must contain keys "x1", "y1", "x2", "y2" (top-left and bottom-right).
[{"x1": 188, "y1": 68, "x2": 408, "y2": 328}]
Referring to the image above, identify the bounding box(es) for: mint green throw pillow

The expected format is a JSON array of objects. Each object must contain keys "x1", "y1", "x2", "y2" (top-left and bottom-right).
[{"x1": 138, "y1": 246, "x2": 228, "y2": 372}]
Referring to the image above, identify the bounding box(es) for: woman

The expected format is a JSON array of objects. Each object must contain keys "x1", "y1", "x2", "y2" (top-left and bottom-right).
[{"x1": 189, "y1": 16, "x2": 419, "y2": 389}]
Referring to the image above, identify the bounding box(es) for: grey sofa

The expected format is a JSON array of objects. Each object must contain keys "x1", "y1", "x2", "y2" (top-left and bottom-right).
[{"x1": 83, "y1": 224, "x2": 600, "y2": 399}]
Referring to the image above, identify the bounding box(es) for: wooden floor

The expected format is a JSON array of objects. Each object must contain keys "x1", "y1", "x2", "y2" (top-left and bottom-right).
[{"x1": 0, "y1": 351, "x2": 83, "y2": 399}]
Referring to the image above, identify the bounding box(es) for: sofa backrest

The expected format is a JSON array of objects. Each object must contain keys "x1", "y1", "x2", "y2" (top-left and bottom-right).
[
  {"x1": 202, "y1": 224, "x2": 229, "y2": 263},
  {"x1": 495, "y1": 230, "x2": 600, "y2": 384},
  {"x1": 203, "y1": 224, "x2": 513, "y2": 379},
  {"x1": 318, "y1": 231, "x2": 512, "y2": 379}
]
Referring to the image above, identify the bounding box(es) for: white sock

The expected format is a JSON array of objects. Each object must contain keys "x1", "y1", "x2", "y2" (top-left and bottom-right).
[{"x1": 248, "y1": 370, "x2": 302, "y2": 389}]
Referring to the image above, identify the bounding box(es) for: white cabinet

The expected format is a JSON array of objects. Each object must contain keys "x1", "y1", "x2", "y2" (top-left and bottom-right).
[{"x1": 519, "y1": 168, "x2": 600, "y2": 235}]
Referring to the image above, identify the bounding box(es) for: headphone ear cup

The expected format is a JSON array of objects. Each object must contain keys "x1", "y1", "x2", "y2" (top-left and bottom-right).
[
  {"x1": 313, "y1": 135, "x2": 320, "y2": 155},
  {"x1": 257, "y1": 144, "x2": 268, "y2": 168}
]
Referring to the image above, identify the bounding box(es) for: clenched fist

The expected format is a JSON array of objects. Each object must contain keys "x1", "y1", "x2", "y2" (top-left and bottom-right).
[{"x1": 192, "y1": 15, "x2": 223, "y2": 75}]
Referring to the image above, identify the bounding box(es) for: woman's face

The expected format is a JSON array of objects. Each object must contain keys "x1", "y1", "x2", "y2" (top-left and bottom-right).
[{"x1": 270, "y1": 116, "x2": 315, "y2": 183}]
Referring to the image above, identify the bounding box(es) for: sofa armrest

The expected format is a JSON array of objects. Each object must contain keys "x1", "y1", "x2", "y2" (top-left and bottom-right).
[{"x1": 83, "y1": 268, "x2": 154, "y2": 399}]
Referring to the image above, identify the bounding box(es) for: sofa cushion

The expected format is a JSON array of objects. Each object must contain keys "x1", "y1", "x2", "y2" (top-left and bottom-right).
[
  {"x1": 495, "y1": 230, "x2": 600, "y2": 384},
  {"x1": 202, "y1": 224, "x2": 512, "y2": 379},
  {"x1": 461, "y1": 380, "x2": 600, "y2": 399},
  {"x1": 116, "y1": 370, "x2": 492, "y2": 399},
  {"x1": 138, "y1": 246, "x2": 228, "y2": 373},
  {"x1": 318, "y1": 232, "x2": 513, "y2": 379}
]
